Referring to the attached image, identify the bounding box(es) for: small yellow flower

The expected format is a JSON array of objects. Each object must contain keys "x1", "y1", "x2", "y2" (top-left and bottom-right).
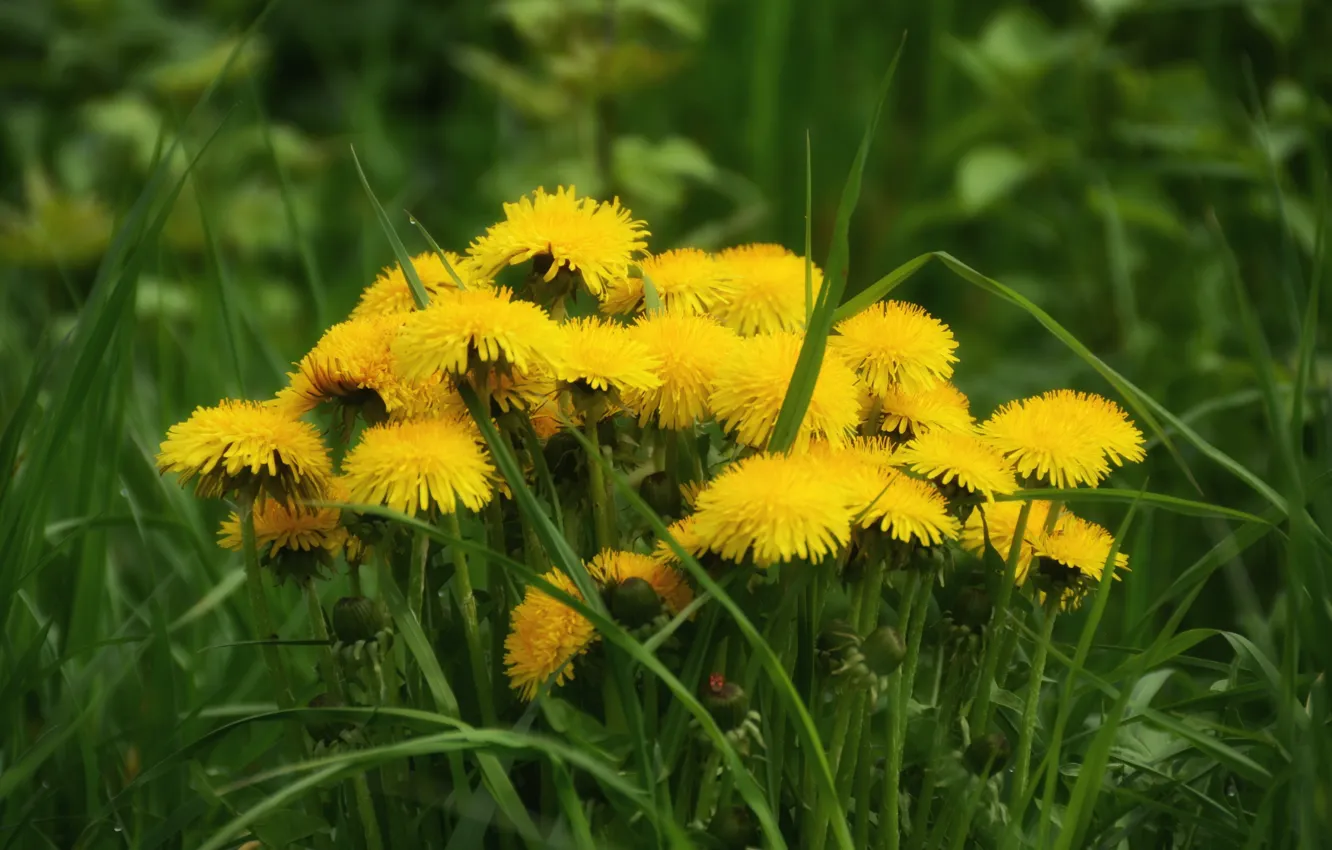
[
  {"x1": 341, "y1": 416, "x2": 495, "y2": 515},
  {"x1": 350, "y1": 250, "x2": 491, "y2": 319},
  {"x1": 710, "y1": 243, "x2": 823, "y2": 335},
  {"x1": 852, "y1": 470, "x2": 960, "y2": 545},
  {"x1": 710, "y1": 331, "x2": 860, "y2": 448},
  {"x1": 893, "y1": 430, "x2": 1018, "y2": 501},
  {"x1": 691, "y1": 453, "x2": 854, "y2": 566},
  {"x1": 505, "y1": 569, "x2": 598, "y2": 701},
  {"x1": 652, "y1": 516, "x2": 707, "y2": 566},
  {"x1": 553, "y1": 316, "x2": 662, "y2": 398},
  {"x1": 589, "y1": 549, "x2": 693, "y2": 615},
  {"x1": 878, "y1": 382, "x2": 975, "y2": 437},
  {"x1": 157, "y1": 400, "x2": 332, "y2": 503},
  {"x1": 219, "y1": 483, "x2": 349, "y2": 558},
  {"x1": 831, "y1": 301, "x2": 958, "y2": 396},
  {"x1": 980, "y1": 390, "x2": 1146, "y2": 488},
  {"x1": 467, "y1": 186, "x2": 649, "y2": 296},
  {"x1": 960, "y1": 500, "x2": 1054, "y2": 576},
  {"x1": 392, "y1": 287, "x2": 562, "y2": 382},
  {"x1": 600, "y1": 248, "x2": 738, "y2": 316},
  {"x1": 623, "y1": 311, "x2": 737, "y2": 429},
  {"x1": 488, "y1": 367, "x2": 558, "y2": 414}
]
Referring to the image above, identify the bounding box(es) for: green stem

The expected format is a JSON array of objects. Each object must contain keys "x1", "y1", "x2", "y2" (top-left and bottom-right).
[
  {"x1": 485, "y1": 496, "x2": 510, "y2": 719},
  {"x1": 351, "y1": 773, "x2": 384, "y2": 850},
  {"x1": 693, "y1": 748, "x2": 724, "y2": 825},
  {"x1": 1009, "y1": 599, "x2": 1058, "y2": 812},
  {"x1": 899, "y1": 566, "x2": 934, "y2": 741},
  {"x1": 409, "y1": 529, "x2": 429, "y2": 627},
  {"x1": 877, "y1": 571, "x2": 921, "y2": 850},
  {"x1": 303, "y1": 581, "x2": 346, "y2": 702},
  {"x1": 970, "y1": 499, "x2": 1034, "y2": 732},
  {"x1": 348, "y1": 562, "x2": 363, "y2": 597},
  {"x1": 905, "y1": 670, "x2": 963, "y2": 850},
  {"x1": 238, "y1": 490, "x2": 295, "y2": 709},
  {"x1": 446, "y1": 510, "x2": 497, "y2": 726},
  {"x1": 584, "y1": 417, "x2": 614, "y2": 552}
]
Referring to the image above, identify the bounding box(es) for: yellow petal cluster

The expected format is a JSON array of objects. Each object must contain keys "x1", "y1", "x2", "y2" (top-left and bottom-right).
[
  {"x1": 710, "y1": 243, "x2": 823, "y2": 335},
  {"x1": 980, "y1": 390, "x2": 1146, "y2": 488},
  {"x1": 341, "y1": 416, "x2": 495, "y2": 515},
  {"x1": 350, "y1": 250, "x2": 491, "y2": 319}
]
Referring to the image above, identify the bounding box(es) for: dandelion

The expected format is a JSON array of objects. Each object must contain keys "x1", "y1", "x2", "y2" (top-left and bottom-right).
[
  {"x1": 623, "y1": 311, "x2": 737, "y2": 429},
  {"x1": 552, "y1": 317, "x2": 662, "y2": 410},
  {"x1": 350, "y1": 250, "x2": 491, "y2": 319},
  {"x1": 589, "y1": 549, "x2": 693, "y2": 615},
  {"x1": 849, "y1": 468, "x2": 961, "y2": 546},
  {"x1": 691, "y1": 453, "x2": 854, "y2": 566},
  {"x1": 832, "y1": 301, "x2": 958, "y2": 395},
  {"x1": 710, "y1": 331, "x2": 860, "y2": 448},
  {"x1": 601, "y1": 248, "x2": 737, "y2": 315},
  {"x1": 392, "y1": 286, "x2": 562, "y2": 382},
  {"x1": 157, "y1": 399, "x2": 332, "y2": 503},
  {"x1": 893, "y1": 430, "x2": 1018, "y2": 501},
  {"x1": 467, "y1": 186, "x2": 648, "y2": 296},
  {"x1": 341, "y1": 416, "x2": 495, "y2": 516},
  {"x1": 960, "y1": 500, "x2": 1054, "y2": 577},
  {"x1": 879, "y1": 382, "x2": 975, "y2": 437},
  {"x1": 1030, "y1": 512, "x2": 1129, "y2": 609},
  {"x1": 710, "y1": 243, "x2": 823, "y2": 334},
  {"x1": 218, "y1": 480, "x2": 352, "y2": 583},
  {"x1": 980, "y1": 390, "x2": 1146, "y2": 488},
  {"x1": 505, "y1": 569, "x2": 599, "y2": 701},
  {"x1": 652, "y1": 515, "x2": 707, "y2": 567}
]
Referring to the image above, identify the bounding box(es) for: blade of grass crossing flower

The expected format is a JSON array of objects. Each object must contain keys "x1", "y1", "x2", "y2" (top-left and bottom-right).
[
  {"x1": 550, "y1": 758, "x2": 597, "y2": 849},
  {"x1": 642, "y1": 272, "x2": 663, "y2": 312},
  {"x1": 351, "y1": 145, "x2": 431, "y2": 310},
  {"x1": 804, "y1": 130, "x2": 813, "y2": 324},
  {"x1": 408, "y1": 213, "x2": 470, "y2": 291},
  {"x1": 832, "y1": 252, "x2": 935, "y2": 322},
  {"x1": 994, "y1": 488, "x2": 1268, "y2": 525},
  {"x1": 769, "y1": 39, "x2": 904, "y2": 453}
]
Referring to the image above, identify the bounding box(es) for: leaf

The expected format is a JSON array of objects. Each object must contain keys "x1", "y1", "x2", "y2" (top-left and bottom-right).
[
  {"x1": 351, "y1": 145, "x2": 430, "y2": 310},
  {"x1": 994, "y1": 488, "x2": 1269, "y2": 526},
  {"x1": 956, "y1": 145, "x2": 1031, "y2": 213}
]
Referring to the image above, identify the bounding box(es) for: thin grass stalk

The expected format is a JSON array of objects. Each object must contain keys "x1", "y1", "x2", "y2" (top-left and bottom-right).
[
  {"x1": 303, "y1": 581, "x2": 346, "y2": 702},
  {"x1": 970, "y1": 499, "x2": 1034, "y2": 731},
  {"x1": 238, "y1": 488, "x2": 295, "y2": 709},
  {"x1": 351, "y1": 772, "x2": 385, "y2": 850},
  {"x1": 693, "y1": 748, "x2": 724, "y2": 825},
  {"x1": 877, "y1": 570, "x2": 921, "y2": 850},
  {"x1": 1009, "y1": 597, "x2": 1058, "y2": 812},
  {"x1": 905, "y1": 664, "x2": 964, "y2": 850},
  {"x1": 584, "y1": 417, "x2": 614, "y2": 551},
  {"x1": 445, "y1": 509, "x2": 496, "y2": 726},
  {"x1": 485, "y1": 497, "x2": 510, "y2": 719},
  {"x1": 408, "y1": 529, "x2": 429, "y2": 628}
]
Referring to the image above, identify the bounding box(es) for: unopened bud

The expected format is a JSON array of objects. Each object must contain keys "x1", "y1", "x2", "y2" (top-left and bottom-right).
[
  {"x1": 332, "y1": 595, "x2": 388, "y2": 643},
  {"x1": 610, "y1": 577, "x2": 662, "y2": 628},
  {"x1": 965, "y1": 731, "x2": 1011, "y2": 775},
  {"x1": 862, "y1": 626, "x2": 907, "y2": 676},
  {"x1": 702, "y1": 674, "x2": 749, "y2": 732},
  {"x1": 708, "y1": 805, "x2": 757, "y2": 847}
]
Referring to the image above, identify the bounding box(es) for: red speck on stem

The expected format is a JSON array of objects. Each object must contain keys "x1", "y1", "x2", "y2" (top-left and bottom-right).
[{"x1": 708, "y1": 673, "x2": 726, "y2": 694}]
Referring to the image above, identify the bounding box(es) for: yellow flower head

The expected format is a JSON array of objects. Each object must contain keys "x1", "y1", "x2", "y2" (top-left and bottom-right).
[
  {"x1": 341, "y1": 416, "x2": 495, "y2": 515},
  {"x1": 710, "y1": 243, "x2": 824, "y2": 334},
  {"x1": 601, "y1": 248, "x2": 738, "y2": 316},
  {"x1": 467, "y1": 186, "x2": 649, "y2": 296},
  {"x1": 488, "y1": 367, "x2": 558, "y2": 414},
  {"x1": 350, "y1": 250, "x2": 491, "y2": 319},
  {"x1": 219, "y1": 481, "x2": 349, "y2": 558},
  {"x1": 832, "y1": 301, "x2": 958, "y2": 396},
  {"x1": 1030, "y1": 512, "x2": 1129, "y2": 609},
  {"x1": 893, "y1": 430, "x2": 1018, "y2": 501},
  {"x1": 589, "y1": 549, "x2": 694, "y2": 615},
  {"x1": 552, "y1": 316, "x2": 662, "y2": 397},
  {"x1": 652, "y1": 516, "x2": 707, "y2": 567},
  {"x1": 856, "y1": 473, "x2": 960, "y2": 545},
  {"x1": 691, "y1": 453, "x2": 854, "y2": 566},
  {"x1": 392, "y1": 286, "x2": 562, "y2": 381},
  {"x1": 271, "y1": 314, "x2": 436, "y2": 419},
  {"x1": 623, "y1": 311, "x2": 737, "y2": 429},
  {"x1": 980, "y1": 390, "x2": 1146, "y2": 488},
  {"x1": 157, "y1": 399, "x2": 332, "y2": 503},
  {"x1": 710, "y1": 331, "x2": 860, "y2": 448},
  {"x1": 960, "y1": 500, "x2": 1054, "y2": 577},
  {"x1": 879, "y1": 382, "x2": 975, "y2": 437},
  {"x1": 505, "y1": 569, "x2": 598, "y2": 701}
]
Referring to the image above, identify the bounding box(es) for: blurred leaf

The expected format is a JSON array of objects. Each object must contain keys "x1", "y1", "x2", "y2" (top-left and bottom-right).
[
  {"x1": 1246, "y1": 0, "x2": 1303, "y2": 45},
  {"x1": 612, "y1": 136, "x2": 716, "y2": 212},
  {"x1": 956, "y1": 145, "x2": 1031, "y2": 213},
  {"x1": 251, "y1": 809, "x2": 330, "y2": 847},
  {"x1": 150, "y1": 35, "x2": 268, "y2": 99},
  {"x1": 453, "y1": 46, "x2": 570, "y2": 121}
]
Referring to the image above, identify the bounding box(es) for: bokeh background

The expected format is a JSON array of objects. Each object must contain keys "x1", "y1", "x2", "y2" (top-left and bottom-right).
[{"x1": 1, "y1": 1, "x2": 1329, "y2": 842}]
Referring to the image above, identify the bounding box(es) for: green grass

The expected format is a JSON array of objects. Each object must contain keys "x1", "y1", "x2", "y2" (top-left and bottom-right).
[{"x1": 2, "y1": 1, "x2": 1331, "y2": 847}]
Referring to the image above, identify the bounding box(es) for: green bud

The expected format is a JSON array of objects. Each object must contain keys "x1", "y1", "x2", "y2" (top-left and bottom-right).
[
  {"x1": 332, "y1": 595, "x2": 388, "y2": 643},
  {"x1": 610, "y1": 577, "x2": 663, "y2": 628},
  {"x1": 951, "y1": 585, "x2": 992, "y2": 631},
  {"x1": 818, "y1": 619, "x2": 860, "y2": 657},
  {"x1": 639, "y1": 470, "x2": 682, "y2": 518},
  {"x1": 862, "y1": 626, "x2": 907, "y2": 676},
  {"x1": 702, "y1": 674, "x2": 749, "y2": 732},
  {"x1": 965, "y1": 731, "x2": 1011, "y2": 775},
  {"x1": 305, "y1": 693, "x2": 349, "y2": 743},
  {"x1": 708, "y1": 805, "x2": 756, "y2": 848}
]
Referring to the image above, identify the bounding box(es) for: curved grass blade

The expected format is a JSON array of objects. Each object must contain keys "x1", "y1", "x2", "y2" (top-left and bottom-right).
[
  {"x1": 351, "y1": 145, "x2": 430, "y2": 310},
  {"x1": 994, "y1": 488, "x2": 1270, "y2": 525}
]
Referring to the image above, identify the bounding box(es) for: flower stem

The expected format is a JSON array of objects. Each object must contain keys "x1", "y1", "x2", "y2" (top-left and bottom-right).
[
  {"x1": 351, "y1": 772, "x2": 384, "y2": 850},
  {"x1": 409, "y1": 529, "x2": 429, "y2": 626},
  {"x1": 485, "y1": 497, "x2": 510, "y2": 720},
  {"x1": 303, "y1": 580, "x2": 346, "y2": 702},
  {"x1": 877, "y1": 570, "x2": 921, "y2": 850},
  {"x1": 238, "y1": 489, "x2": 295, "y2": 709},
  {"x1": 446, "y1": 510, "x2": 497, "y2": 726},
  {"x1": 1009, "y1": 598, "x2": 1058, "y2": 812},
  {"x1": 693, "y1": 748, "x2": 724, "y2": 825},
  {"x1": 584, "y1": 417, "x2": 614, "y2": 552},
  {"x1": 970, "y1": 499, "x2": 1034, "y2": 732}
]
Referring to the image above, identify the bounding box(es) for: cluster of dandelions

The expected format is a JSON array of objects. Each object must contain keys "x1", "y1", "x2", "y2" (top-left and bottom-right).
[{"x1": 156, "y1": 184, "x2": 1146, "y2": 707}]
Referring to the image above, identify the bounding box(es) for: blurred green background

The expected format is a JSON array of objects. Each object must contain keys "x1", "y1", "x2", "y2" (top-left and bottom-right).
[{"x1": 1, "y1": 0, "x2": 1329, "y2": 843}]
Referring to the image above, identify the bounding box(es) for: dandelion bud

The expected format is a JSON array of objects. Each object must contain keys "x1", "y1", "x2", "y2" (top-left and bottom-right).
[
  {"x1": 862, "y1": 626, "x2": 907, "y2": 676},
  {"x1": 332, "y1": 596, "x2": 388, "y2": 643},
  {"x1": 609, "y1": 577, "x2": 662, "y2": 628},
  {"x1": 708, "y1": 805, "x2": 756, "y2": 848},
  {"x1": 639, "y1": 470, "x2": 682, "y2": 518},
  {"x1": 305, "y1": 693, "x2": 349, "y2": 743},
  {"x1": 965, "y1": 731, "x2": 1011, "y2": 775},
  {"x1": 702, "y1": 673, "x2": 749, "y2": 732},
  {"x1": 951, "y1": 585, "x2": 992, "y2": 631},
  {"x1": 818, "y1": 618, "x2": 860, "y2": 657}
]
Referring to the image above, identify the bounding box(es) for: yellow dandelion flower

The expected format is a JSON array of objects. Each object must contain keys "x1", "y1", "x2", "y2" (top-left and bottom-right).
[
  {"x1": 349, "y1": 250, "x2": 491, "y2": 319},
  {"x1": 601, "y1": 248, "x2": 738, "y2": 316},
  {"x1": 157, "y1": 399, "x2": 332, "y2": 503},
  {"x1": 552, "y1": 316, "x2": 662, "y2": 396},
  {"x1": 467, "y1": 186, "x2": 648, "y2": 296},
  {"x1": 652, "y1": 515, "x2": 706, "y2": 566},
  {"x1": 710, "y1": 331, "x2": 860, "y2": 448},
  {"x1": 392, "y1": 286, "x2": 562, "y2": 381},
  {"x1": 831, "y1": 301, "x2": 958, "y2": 396},
  {"x1": 341, "y1": 416, "x2": 495, "y2": 515},
  {"x1": 980, "y1": 390, "x2": 1146, "y2": 488},
  {"x1": 219, "y1": 484, "x2": 348, "y2": 558},
  {"x1": 879, "y1": 382, "x2": 975, "y2": 437},
  {"x1": 710, "y1": 243, "x2": 823, "y2": 335},
  {"x1": 856, "y1": 472, "x2": 960, "y2": 545},
  {"x1": 960, "y1": 500, "x2": 1054, "y2": 577},
  {"x1": 623, "y1": 311, "x2": 737, "y2": 429},
  {"x1": 893, "y1": 430, "x2": 1018, "y2": 501},
  {"x1": 691, "y1": 453, "x2": 854, "y2": 566},
  {"x1": 589, "y1": 549, "x2": 694, "y2": 615},
  {"x1": 1030, "y1": 512, "x2": 1129, "y2": 609},
  {"x1": 505, "y1": 569, "x2": 599, "y2": 701},
  {"x1": 488, "y1": 366, "x2": 558, "y2": 414}
]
